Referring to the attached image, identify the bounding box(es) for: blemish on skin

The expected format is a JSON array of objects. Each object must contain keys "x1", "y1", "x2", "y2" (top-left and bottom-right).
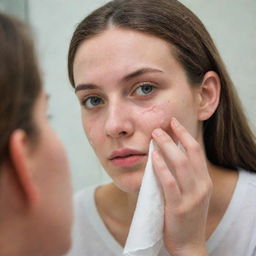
[
  {"x1": 142, "y1": 101, "x2": 171, "y2": 115},
  {"x1": 138, "y1": 101, "x2": 173, "y2": 132},
  {"x1": 141, "y1": 104, "x2": 159, "y2": 114}
]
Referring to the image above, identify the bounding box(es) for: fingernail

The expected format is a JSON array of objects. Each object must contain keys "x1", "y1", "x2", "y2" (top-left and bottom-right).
[{"x1": 152, "y1": 128, "x2": 163, "y2": 137}]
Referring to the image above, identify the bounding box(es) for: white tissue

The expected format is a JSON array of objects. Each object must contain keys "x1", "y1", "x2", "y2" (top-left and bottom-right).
[{"x1": 123, "y1": 140, "x2": 164, "y2": 256}]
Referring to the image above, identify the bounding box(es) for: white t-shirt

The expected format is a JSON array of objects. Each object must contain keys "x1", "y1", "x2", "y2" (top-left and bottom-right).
[{"x1": 66, "y1": 169, "x2": 256, "y2": 256}]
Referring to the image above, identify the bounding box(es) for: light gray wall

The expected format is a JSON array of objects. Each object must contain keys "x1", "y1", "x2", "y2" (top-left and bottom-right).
[
  {"x1": 28, "y1": 0, "x2": 111, "y2": 192},
  {"x1": 27, "y1": 0, "x2": 256, "y2": 192},
  {"x1": 0, "y1": 0, "x2": 28, "y2": 21}
]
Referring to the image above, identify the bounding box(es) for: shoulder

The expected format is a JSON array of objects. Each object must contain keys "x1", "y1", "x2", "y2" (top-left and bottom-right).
[
  {"x1": 70, "y1": 185, "x2": 104, "y2": 243},
  {"x1": 66, "y1": 184, "x2": 121, "y2": 256},
  {"x1": 234, "y1": 170, "x2": 256, "y2": 223},
  {"x1": 239, "y1": 169, "x2": 256, "y2": 189},
  {"x1": 74, "y1": 185, "x2": 97, "y2": 204},
  {"x1": 235, "y1": 170, "x2": 256, "y2": 252},
  {"x1": 72, "y1": 183, "x2": 114, "y2": 220}
]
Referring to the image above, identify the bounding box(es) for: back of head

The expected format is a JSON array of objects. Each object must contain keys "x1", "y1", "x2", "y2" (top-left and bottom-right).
[
  {"x1": 0, "y1": 13, "x2": 73, "y2": 256},
  {"x1": 0, "y1": 12, "x2": 41, "y2": 166},
  {"x1": 68, "y1": 0, "x2": 256, "y2": 171}
]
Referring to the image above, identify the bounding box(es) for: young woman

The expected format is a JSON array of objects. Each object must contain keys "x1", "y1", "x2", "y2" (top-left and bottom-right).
[
  {"x1": 0, "y1": 13, "x2": 73, "y2": 256},
  {"x1": 66, "y1": 0, "x2": 256, "y2": 255}
]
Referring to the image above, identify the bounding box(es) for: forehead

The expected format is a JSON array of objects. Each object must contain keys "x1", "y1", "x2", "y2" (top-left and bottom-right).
[{"x1": 73, "y1": 28, "x2": 180, "y2": 85}]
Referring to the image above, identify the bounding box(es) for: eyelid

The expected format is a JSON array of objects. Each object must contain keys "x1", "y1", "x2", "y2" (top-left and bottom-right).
[
  {"x1": 81, "y1": 94, "x2": 104, "y2": 109},
  {"x1": 134, "y1": 81, "x2": 157, "y2": 89},
  {"x1": 78, "y1": 91, "x2": 103, "y2": 103},
  {"x1": 132, "y1": 81, "x2": 157, "y2": 95}
]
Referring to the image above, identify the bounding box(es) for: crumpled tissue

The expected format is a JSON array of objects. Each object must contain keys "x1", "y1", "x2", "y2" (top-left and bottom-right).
[{"x1": 123, "y1": 140, "x2": 164, "y2": 256}]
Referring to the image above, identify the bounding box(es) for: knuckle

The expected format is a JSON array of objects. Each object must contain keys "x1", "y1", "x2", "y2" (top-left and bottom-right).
[
  {"x1": 161, "y1": 139, "x2": 172, "y2": 150},
  {"x1": 174, "y1": 204, "x2": 191, "y2": 220},
  {"x1": 175, "y1": 205, "x2": 188, "y2": 218},
  {"x1": 164, "y1": 177, "x2": 176, "y2": 188},
  {"x1": 207, "y1": 179, "x2": 213, "y2": 190},
  {"x1": 155, "y1": 158, "x2": 165, "y2": 170},
  {"x1": 189, "y1": 140, "x2": 202, "y2": 154},
  {"x1": 202, "y1": 177, "x2": 213, "y2": 192},
  {"x1": 173, "y1": 155, "x2": 187, "y2": 170},
  {"x1": 205, "y1": 180, "x2": 213, "y2": 195},
  {"x1": 198, "y1": 181, "x2": 213, "y2": 200},
  {"x1": 179, "y1": 128, "x2": 187, "y2": 137}
]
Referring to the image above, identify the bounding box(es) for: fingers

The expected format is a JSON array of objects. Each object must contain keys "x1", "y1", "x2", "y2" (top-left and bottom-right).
[
  {"x1": 152, "y1": 149, "x2": 181, "y2": 205},
  {"x1": 170, "y1": 118, "x2": 209, "y2": 180},
  {"x1": 152, "y1": 126, "x2": 196, "y2": 193},
  {"x1": 151, "y1": 119, "x2": 212, "y2": 254}
]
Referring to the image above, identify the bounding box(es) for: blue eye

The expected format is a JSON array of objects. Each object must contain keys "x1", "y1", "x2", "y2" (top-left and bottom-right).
[
  {"x1": 83, "y1": 96, "x2": 103, "y2": 109},
  {"x1": 135, "y1": 84, "x2": 155, "y2": 96}
]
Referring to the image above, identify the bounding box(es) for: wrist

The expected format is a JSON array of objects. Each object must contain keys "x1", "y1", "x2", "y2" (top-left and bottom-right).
[{"x1": 169, "y1": 246, "x2": 208, "y2": 256}]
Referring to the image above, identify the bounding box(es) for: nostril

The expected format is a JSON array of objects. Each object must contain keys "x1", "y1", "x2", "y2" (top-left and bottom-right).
[
  {"x1": 105, "y1": 115, "x2": 133, "y2": 138},
  {"x1": 119, "y1": 131, "x2": 127, "y2": 136}
]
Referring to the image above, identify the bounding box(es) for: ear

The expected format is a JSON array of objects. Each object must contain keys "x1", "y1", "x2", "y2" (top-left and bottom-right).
[
  {"x1": 8, "y1": 129, "x2": 39, "y2": 205},
  {"x1": 197, "y1": 71, "x2": 221, "y2": 121}
]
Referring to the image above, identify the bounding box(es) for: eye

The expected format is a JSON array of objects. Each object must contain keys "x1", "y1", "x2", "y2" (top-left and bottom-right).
[
  {"x1": 82, "y1": 96, "x2": 103, "y2": 109},
  {"x1": 134, "y1": 83, "x2": 155, "y2": 96}
]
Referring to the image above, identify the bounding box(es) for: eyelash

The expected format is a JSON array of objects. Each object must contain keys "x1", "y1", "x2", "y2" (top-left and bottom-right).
[
  {"x1": 81, "y1": 82, "x2": 157, "y2": 109},
  {"x1": 133, "y1": 82, "x2": 156, "y2": 97},
  {"x1": 82, "y1": 96, "x2": 104, "y2": 109}
]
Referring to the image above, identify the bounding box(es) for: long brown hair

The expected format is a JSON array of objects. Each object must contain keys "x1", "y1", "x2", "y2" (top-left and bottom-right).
[
  {"x1": 68, "y1": 0, "x2": 256, "y2": 172},
  {"x1": 0, "y1": 13, "x2": 42, "y2": 165}
]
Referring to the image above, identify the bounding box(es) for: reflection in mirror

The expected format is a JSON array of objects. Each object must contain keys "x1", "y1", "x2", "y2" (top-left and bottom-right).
[{"x1": 0, "y1": 0, "x2": 28, "y2": 22}]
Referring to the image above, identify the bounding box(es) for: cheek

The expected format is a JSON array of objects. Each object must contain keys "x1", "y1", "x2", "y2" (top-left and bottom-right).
[
  {"x1": 82, "y1": 116, "x2": 102, "y2": 149},
  {"x1": 137, "y1": 101, "x2": 173, "y2": 135}
]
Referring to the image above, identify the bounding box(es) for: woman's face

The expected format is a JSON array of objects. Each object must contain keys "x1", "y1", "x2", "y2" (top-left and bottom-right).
[
  {"x1": 73, "y1": 28, "x2": 202, "y2": 193},
  {"x1": 29, "y1": 91, "x2": 73, "y2": 255}
]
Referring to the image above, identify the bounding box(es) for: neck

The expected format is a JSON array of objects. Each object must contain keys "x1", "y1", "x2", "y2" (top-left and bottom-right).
[
  {"x1": 95, "y1": 183, "x2": 141, "y2": 246},
  {"x1": 0, "y1": 221, "x2": 31, "y2": 256},
  {"x1": 96, "y1": 183, "x2": 138, "y2": 224},
  {"x1": 205, "y1": 161, "x2": 238, "y2": 239}
]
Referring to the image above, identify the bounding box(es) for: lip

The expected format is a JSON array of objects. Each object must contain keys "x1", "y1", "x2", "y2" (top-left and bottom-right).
[{"x1": 109, "y1": 148, "x2": 147, "y2": 168}]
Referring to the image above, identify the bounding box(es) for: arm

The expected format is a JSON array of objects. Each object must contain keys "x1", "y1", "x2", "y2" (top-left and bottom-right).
[{"x1": 152, "y1": 117, "x2": 212, "y2": 256}]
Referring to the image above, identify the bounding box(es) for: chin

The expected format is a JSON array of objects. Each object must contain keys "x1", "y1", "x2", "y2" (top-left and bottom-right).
[{"x1": 113, "y1": 170, "x2": 144, "y2": 194}]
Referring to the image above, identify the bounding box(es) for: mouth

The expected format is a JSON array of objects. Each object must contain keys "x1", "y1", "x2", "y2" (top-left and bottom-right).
[{"x1": 109, "y1": 149, "x2": 147, "y2": 168}]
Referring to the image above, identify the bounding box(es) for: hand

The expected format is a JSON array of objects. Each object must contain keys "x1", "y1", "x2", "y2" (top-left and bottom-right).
[{"x1": 151, "y1": 117, "x2": 212, "y2": 256}]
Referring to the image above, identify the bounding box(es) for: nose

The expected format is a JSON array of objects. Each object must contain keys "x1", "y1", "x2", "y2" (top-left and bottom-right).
[{"x1": 104, "y1": 100, "x2": 134, "y2": 138}]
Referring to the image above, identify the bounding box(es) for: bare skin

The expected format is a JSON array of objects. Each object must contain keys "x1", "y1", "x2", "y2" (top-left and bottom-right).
[
  {"x1": 95, "y1": 120, "x2": 238, "y2": 255},
  {"x1": 73, "y1": 28, "x2": 238, "y2": 256},
  {"x1": 95, "y1": 165, "x2": 237, "y2": 247}
]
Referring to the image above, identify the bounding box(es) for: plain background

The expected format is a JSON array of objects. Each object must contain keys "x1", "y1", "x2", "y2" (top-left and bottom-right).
[{"x1": 1, "y1": 0, "x2": 255, "y2": 192}]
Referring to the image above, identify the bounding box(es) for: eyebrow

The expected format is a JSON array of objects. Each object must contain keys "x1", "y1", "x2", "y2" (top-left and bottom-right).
[
  {"x1": 75, "y1": 83, "x2": 98, "y2": 93},
  {"x1": 75, "y1": 67, "x2": 163, "y2": 93},
  {"x1": 122, "y1": 67, "x2": 163, "y2": 82}
]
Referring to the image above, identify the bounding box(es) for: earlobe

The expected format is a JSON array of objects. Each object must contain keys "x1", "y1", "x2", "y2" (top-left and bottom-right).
[
  {"x1": 8, "y1": 129, "x2": 38, "y2": 205},
  {"x1": 197, "y1": 71, "x2": 221, "y2": 121}
]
